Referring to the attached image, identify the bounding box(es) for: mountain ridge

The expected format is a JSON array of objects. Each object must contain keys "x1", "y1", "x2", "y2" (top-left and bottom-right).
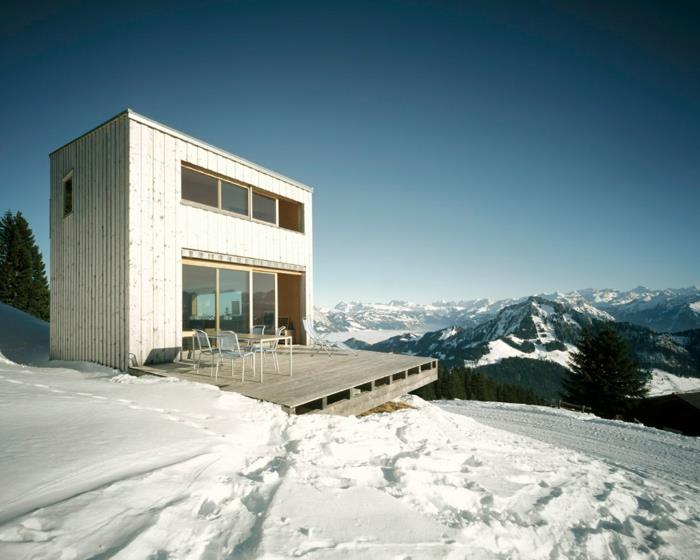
[
  {"x1": 315, "y1": 286, "x2": 700, "y2": 336},
  {"x1": 354, "y1": 295, "x2": 700, "y2": 400}
]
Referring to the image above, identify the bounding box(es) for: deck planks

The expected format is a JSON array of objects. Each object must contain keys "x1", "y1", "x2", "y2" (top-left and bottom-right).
[{"x1": 129, "y1": 349, "x2": 437, "y2": 412}]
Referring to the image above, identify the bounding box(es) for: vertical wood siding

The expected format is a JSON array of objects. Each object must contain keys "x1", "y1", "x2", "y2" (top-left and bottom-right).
[
  {"x1": 127, "y1": 118, "x2": 314, "y2": 365},
  {"x1": 49, "y1": 116, "x2": 129, "y2": 370},
  {"x1": 51, "y1": 112, "x2": 313, "y2": 370}
]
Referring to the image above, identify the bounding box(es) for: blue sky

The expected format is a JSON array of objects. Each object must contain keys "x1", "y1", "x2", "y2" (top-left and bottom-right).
[{"x1": 1, "y1": 0, "x2": 698, "y2": 306}]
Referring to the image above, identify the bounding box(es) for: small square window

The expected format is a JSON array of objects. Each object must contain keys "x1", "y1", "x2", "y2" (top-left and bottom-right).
[{"x1": 63, "y1": 173, "x2": 73, "y2": 217}]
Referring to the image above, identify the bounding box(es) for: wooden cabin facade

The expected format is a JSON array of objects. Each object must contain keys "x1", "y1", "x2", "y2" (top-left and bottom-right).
[{"x1": 50, "y1": 110, "x2": 313, "y2": 371}]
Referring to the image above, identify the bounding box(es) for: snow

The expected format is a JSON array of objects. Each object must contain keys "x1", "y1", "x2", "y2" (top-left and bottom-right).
[
  {"x1": 529, "y1": 301, "x2": 558, "y2": 343},
  {"x1": 0, "y1": 302, "x2": 49, "y2": 364},
  {"x1": 472, "y1": 339, "x2": 573, "y2": 368},
  {"x1": 439, "y1": 400, "x2": 700, "y2": 485},
  {"x1": 690, "y1": 300, "x2": 700, "y2": 314},
  {"x1": 439, "y1": 326, "x2": 459, "y2": 340},
  {"x1": 648, "y1": 369, "x2": 700, "y2": 396},
  {"x1": 1, "y1": 305, "x2": 699, "y2": 558}
]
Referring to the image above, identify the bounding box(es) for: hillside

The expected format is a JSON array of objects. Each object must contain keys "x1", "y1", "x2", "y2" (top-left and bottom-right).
[
  {"x1": 1, "y1": 350, "x2": 699, "y2": 558},
  {"x1": 0, "y1": 302, "x2": 49, "y2": 364},
  {"x1": 1, "y1": 302, "x2": 699, "y2": 558}
]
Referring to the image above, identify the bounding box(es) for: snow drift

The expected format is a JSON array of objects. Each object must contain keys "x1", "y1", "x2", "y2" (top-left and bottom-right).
[
  {"x1": 0, "y1": 302, "x2": 49, "y2": 364},
  {"x1": 0, "y1": 303, "x2": 698, "y2": 558}
]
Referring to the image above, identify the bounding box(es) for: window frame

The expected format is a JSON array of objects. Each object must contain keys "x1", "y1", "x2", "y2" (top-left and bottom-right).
[
  {"x1": 62, "y1": 170, "x2": 74, "y2": 218},
  {"x1": 252, "y1": 191, "x2": 278, "y2": 226},
  {"x1": 180, "y1": 163, "x2": 303, "y2": 233},
  {"x1": 181, "y1": 258, "x2": 297, "y2": 335}
]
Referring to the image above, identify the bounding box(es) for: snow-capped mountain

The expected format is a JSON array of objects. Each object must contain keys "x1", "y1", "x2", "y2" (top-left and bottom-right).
[
  {"x1": 363, "y1": 296, "x2": 700, "y2": 399},
  {"x1": 370, "y1": 296, "x2": 601, "y2": 368},
  {"x1": 315, "y1": 287, "x2": 700, "y2": 336},
  {"x1": 552, "y1": 287, "x2": 700, "y2": 332},
  {"x1": 314, "y1": 298, "x2": 519, "y2": 334}
]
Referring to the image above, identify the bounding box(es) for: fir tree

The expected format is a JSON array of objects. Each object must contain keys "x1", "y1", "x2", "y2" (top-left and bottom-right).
[
  {"x1": 564, "y1": 326, "x2": 648, "y2": 418},
  {"x1": 0, "y1": 210, "x2": 50, "y2": 320},
  {"x1": 412, "y1": 366, "x2": 544, "y2": 405}
]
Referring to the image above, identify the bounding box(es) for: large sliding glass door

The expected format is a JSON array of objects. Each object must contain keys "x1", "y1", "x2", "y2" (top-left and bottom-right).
[
  {"x1": 252, "y1": 272, "x2": 276, "y2": 331},
  {"x1": 182, "y1": 265, "x2": 217, "y2": 331},
  {"x1": 182, "y1": 261, "x2": 277, "y2": 334},
  {"x1": 219, "y1": 269, "x2": 250, "y2": 333}
]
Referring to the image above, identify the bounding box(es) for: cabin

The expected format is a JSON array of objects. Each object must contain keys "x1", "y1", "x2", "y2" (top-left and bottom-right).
[
  {"x1": 50, "y1": 109, "x2": 312, "y2": 370},
  {"x1": 49, "y1": 110, "x2": 437, "y2": 415},
  {"x1": 635, "y1": 390, "x2": 700, "y2": 436}
]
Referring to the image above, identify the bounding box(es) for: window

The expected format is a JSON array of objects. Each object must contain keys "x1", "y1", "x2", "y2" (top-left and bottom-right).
[
  {"x1": 253, "y1": 272, "x2": 276, "y2": 330},
  {"x1": 63, "y1": 173, "x2": 73, "y2": 217},
  {"x1": 253, "y1": 192, "x2": 277, "y2": 224},
  {"x1": 182, "y1": 262, "x2": 278, "y2": 334},
  {"x1": 278, "y1": 198, "x2": 304, "y2": 232},
  {"x1": 219, "y1": 269, "x2": 250, "y2": 333},
  {"x1": 221, "y1": 180, "x2": 248, "y2": 216},
  {"x1": 182, "y1": 167, "x2": 218, "y2": 208},
  {"x1": 182, "y1": 265, "x2": 217, "y2": 331},
  {"x1": 180, "y1": 163, "x2": 304, "y2": 233}
]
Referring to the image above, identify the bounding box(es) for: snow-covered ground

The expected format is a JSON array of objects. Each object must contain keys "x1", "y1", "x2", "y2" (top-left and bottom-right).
[
  {"x1": 648, "y1": 369, "x2": 700, "y2": 396},
  {"x1": 469, "y1": 338, "x2": 574, "y2": 369},
  {"x1": 1, "y1": 304, "x2": 699, "y2": 558},
  {"x1": 439, "y1": 400, "x2": 700, "y2": 485}
]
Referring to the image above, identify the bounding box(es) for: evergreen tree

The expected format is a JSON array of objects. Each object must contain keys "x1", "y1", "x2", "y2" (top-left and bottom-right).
[
  {"x1": 445, "y1": 368, "x2": 466, "y2": 399},
  {"x1": 0, "y1": 210, "x2": 50, "y2": 320},
  {"x1": 412, "y1": 366, "x2": 544, "y2": 406},
  {"x1": 564, "y1": 326, "x2": 648, "y2": 418}
]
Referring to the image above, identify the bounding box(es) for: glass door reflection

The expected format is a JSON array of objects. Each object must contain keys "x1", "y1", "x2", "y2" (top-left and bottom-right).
[{"x1": 252, "y1": 272, "x2": 276, "y2": 332}]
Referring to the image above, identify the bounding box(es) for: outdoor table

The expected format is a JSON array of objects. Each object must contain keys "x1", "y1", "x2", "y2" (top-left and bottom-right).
[{"x1": 236, "y1": 333, "x2": 293, "y2": 383}]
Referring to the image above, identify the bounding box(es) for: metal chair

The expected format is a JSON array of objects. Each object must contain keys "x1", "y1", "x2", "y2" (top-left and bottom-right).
[
  {"x1": 218, "y1": 331, "x2": 256, "y2": 382},
  {"x1": 251, "y1": 326, "x2": 286, "y2": 373},
  {"x1": 302, "y1": 318, "x2": 357, "y2": 357},
  {"x1": 193, "y1": 329, "x2": 220, "y2": 379}
]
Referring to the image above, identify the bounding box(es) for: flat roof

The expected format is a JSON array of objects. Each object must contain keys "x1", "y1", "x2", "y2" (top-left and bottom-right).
[{"x1": 49, "y1": 109, "x2": 313, "y2": 193}]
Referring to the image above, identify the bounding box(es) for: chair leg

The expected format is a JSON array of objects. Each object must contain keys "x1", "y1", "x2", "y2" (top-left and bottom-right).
[{"x1": 273, "y1": 351, "x2": 279, "y2": 373}]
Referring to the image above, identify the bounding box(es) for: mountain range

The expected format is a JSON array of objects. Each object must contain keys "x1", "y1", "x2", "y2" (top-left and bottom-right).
[
  {"x1": 315, "y1": 287, "x2": 700, "y2": 335},
  {"x1": 315, "y1": 288, "x2": 700, "y2": 401}
]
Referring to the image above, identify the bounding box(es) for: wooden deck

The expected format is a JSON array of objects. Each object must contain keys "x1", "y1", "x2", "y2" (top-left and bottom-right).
[{"x1": 129, "y1": 347, "x2": 438, "y2": 415}]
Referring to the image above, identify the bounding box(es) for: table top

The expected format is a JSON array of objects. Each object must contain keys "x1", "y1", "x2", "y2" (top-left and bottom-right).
[{"x1": 206, "y1": 332, "x2": 291, "y2": 341}]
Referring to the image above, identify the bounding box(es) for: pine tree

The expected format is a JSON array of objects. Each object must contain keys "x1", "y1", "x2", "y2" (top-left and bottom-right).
[
  {"x1": 0, "y1": 211, "x2": 50, "y2": 320},
  {"x1": 564, "y1": 325, "x2": 648, "y2": 418},
  {"x1": 445, "y1": 368, "x2": 466, "y2": 399}
]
